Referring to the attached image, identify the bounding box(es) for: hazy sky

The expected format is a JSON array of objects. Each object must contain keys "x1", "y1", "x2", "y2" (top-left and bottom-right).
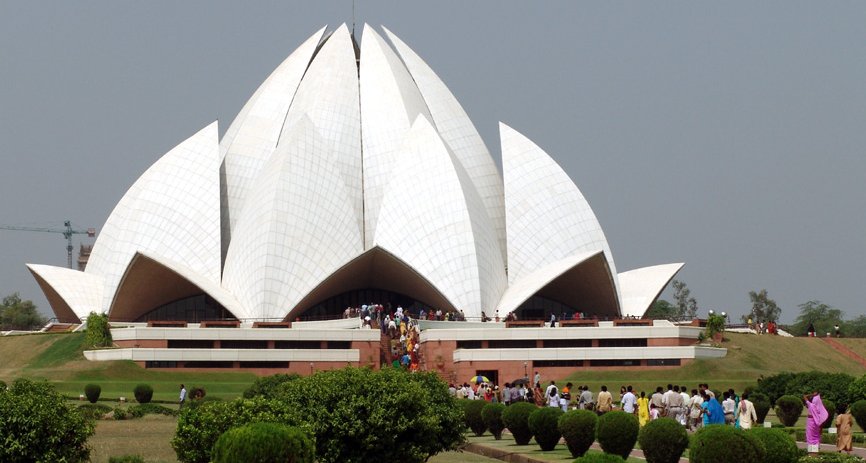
[{"x1": 1, "y1": 2, "x2": 864, "y2": 324}]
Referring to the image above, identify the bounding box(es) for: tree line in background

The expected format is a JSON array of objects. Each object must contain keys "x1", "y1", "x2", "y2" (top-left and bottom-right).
[
  {"x1": 0, "y1": 293, "x2": 45, "y2": 331},
  {"x1": 646, "y1": 282, "x2": 866, "y2": 337}
]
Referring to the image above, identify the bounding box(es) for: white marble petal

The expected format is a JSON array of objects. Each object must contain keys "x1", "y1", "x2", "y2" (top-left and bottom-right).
[
  {"x1": 383, "y1": 26, "x2": 507, "y2": 263},
  {"x1": 223, "y1": 117, "x2": 364, "y2": 320},
  {"x1": 359, "y1": 24, "x2": 433, "y2": 248},
  {"x1": 618, "y1": 263, "x2": 684, "y2": 318},
  {"x1": 26, "y1": 264, "x2": 104, "y2": 322},
  {"x1": 86, "y1": 122, "x2": 222, "y2": 311},
  {"x1": 375, "y1": 116, "x2": 507, "y2": 319},
  {"x1": 500, "y1": 122, "x2": 618, "y2": 289},
  {"x1": 220, "y1": 27, "x2": 326, "y2": 259}
]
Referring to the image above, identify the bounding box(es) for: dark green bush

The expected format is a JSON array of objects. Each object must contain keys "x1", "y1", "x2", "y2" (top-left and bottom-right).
[
  {"x1": 751, "y1": 393, "x2": 772, "y2": 423},
  {"x1": 186, "y1": 395, "x2": 222, "y2": 410},
  {"x1": 189, "y1": 385, "x2": 207, "y2": 400},
  {"x1": 502, "y1": 401, "x2": 537, "y2": 445},
  {"x1": 596, "y1": 411, "x2": 639, "y2": 460},
  {"x1": 0, "y1": 379, "x2": 94, "y2": 462},
  {"x1": 113, "y1": 407, "x2": 128, "y2": 420},
  {"x1": 848, "y1": 375, "x2": 866, "y2": 404},
  {"x1": 172, "y1": 397, "x2": 305, "y2": 463},
  {"x1": 462, "y1": 400, "x2": 488, "y2": 436},
  {"x1": 747, "y1": 428, "x2": 799, "y2": 463},
  {"x1": 108, "y1": 456, "x2": 145, "y2": 463},
  {"x1": 242, "y1": 373, "x2": 300, "y2": 399},
  {"x1": 212, "y1": 422, "x2": 315, "y2": 463},
  {"x1": 797, "y1": 454, "x2": 866, "y2": 463},
  {"x1": 757, "y1": 372, "x2": 854, "y2": 405},
  {"x1": 128, "y1": 403, "x2": 178, "y2": 418},
  {"x1": 0, "y1": 380, "x2": 6, "y2": 391},
  {"x1": 84, "y1": 383, "x2": 101, "y2": 403},
  {"x1": 850, "y1": 400, "x2": 866, "y2": 432},
  {"x1": 133, "y1": 383, "x2": 153, "y2": 404},
  {"x1": 775, "y1": 395, "x2": 805, "y2": 427},
  {"x1": 559, "y1": 409, "x2": 597, "y2": 457},
  {"x1": 276, "y1": 367, "x2": 465, "y2": 463},
  {"x1": 638, "y1": 418, "x2": 688, "y2": 463},
  {"x1": 689, "y1": 425, "x2": 766, "y2": 463},
  {"x1": 528, "y1": 407, "x2": 563, "y2": 451},
  {"x1": 481, "y1": 403, "x2": 506, "y2": 439},
  {"x1": 78, "y1": 403, "x2": 113, "y2": 420},
  {"x1": 573, "y1": 452, "x2": 626, "y2": 463}
]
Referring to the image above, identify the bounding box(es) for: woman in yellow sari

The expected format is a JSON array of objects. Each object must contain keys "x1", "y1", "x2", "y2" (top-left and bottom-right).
[{"x1": 637, "y1": 391, "x2": 650, "y2": 427}]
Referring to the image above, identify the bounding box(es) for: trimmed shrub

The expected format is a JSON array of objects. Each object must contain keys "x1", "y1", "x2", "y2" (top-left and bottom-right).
[
  {"x1": 596, "y1": 411, "x2": 639, "y2": 460},
  {"x1": 747, "y1": 427, "x2": 799, "y2": 463},
  {"x1": 689, "y1": 425, "x2": 766, "y2": 463},
  {"x1": 462, "y1": 400, "x2": 488, "y2": 436},
  {"x1": 113, "y1": 407, "x2": 128, "y2": 420},
  {"x1": 757, "y1": 372, "x2": 854, "y2": 405},
  {"x1": 775, "y1": 395, "x2": 805, "y2": 427},
  {"x1": 212, "y1": 422, "x2": 315, "y2": 463},
  {"x1": 133, "y1": 383, "x2": 153, "y2": 404},
  {"x1": 0, "y1": 379, "x2": 94, "y2": 462},
  {"x1": 84, "y1": 311, "x2": 113, "y2": 348},
  {"x1": 528, "y1": 406, "x2": 563, "y2": 451},
  {"x1": 128, "y1": 403, "x2": 178, "y2": 418},
  {"x1": 502, "y1": 401, "x2": 537, "y2": 445},
  {"x1": 821, "y1": 399, "x2": 836, "y2": 429},
  {"x1": 638, "y1": 418, "x2": 688, "y2": 463},
  {"x1": 108, "y1": 456, "x2": 146, "y2": 463},
  {"x1": 78, "y1": 403, "x2": 113, "y2": 420},
  {"x1": 85, "y1": 383, "x2": 101, "y2": 403},
  {"x1": 242, "y1": 373, "x2": 300, "y2": 399},
  {"x1": 573, "y1": 452, "x2": 626, "y2": 463},
  {"x1": 797, "y1": 454, "x2": 866, "y2": 463},
  {"x1": 0, "y1": 380, "x2": 6, "y2": 391},
  {"x1": 275, "y1": 367, "x2": 465, "y2": 463},
  {"x1": 751, "y1": 393, "x2": 772, "y2": 423},
  {"x1": 186, "y1": 395, "x2": 222, "y2": 410},
  {"x1": 559, "y1": 409, "x2": 597, "y2": 457},
  {"x1": 850, "y1": 400, "x2": 866, "y2": 432},
  {"x1": 848, "y1": 375, "x2": 866, "y2": 403},
  {"x1": 481, "y1": 403, "x2": 506, "y2": 439}
]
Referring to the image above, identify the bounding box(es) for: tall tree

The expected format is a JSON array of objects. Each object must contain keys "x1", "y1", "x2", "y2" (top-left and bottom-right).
[
  {"x1": 671, "y1": 280, "x2": 698, "y2": 320},
  {"x1": 0, "y1": 293, "x2": 46, "y2": 331},
  {"x1": 742, "y1": 289, "x2": 782, "y2": 324},
  {"x1": 792, "y1": 300, "x2": 843, "y2": 337},
  {"x1": 645, "y1": 299, "x2": 677, "y2": 320}
]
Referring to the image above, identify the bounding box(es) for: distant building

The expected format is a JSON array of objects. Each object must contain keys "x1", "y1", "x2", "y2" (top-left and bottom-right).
[
  {"x1": 77, "y1": 244, "x2": 92, "y2": 271},
  {"x1": 25, "y1": 24, "x2": 724, "y2": 377}
]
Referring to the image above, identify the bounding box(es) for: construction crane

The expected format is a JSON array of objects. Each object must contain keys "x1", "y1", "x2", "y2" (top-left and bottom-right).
[{"x1": 0, "y1": 221, "x2": 96, "y2": 269}]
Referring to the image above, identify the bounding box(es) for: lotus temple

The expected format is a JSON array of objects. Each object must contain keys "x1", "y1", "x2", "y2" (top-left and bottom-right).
[{"x1": 26, "y1": 24, "x2": 725, "y2": 382}]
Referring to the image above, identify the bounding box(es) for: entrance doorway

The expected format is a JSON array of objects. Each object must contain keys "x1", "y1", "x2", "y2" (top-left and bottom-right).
[{"x1": 475, "y1": 369, "x2": 499, "y2": 387}]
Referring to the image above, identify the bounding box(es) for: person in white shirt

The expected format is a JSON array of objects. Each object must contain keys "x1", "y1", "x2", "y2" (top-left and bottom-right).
[
  {"x1": 621, "y1": 386, "x2": 637, "y2": 414},
  {"x1": 722, "y1": 391, "x2": 736, "y2": 424},
  {"x1": 688, "y1": 389, "x2": 704, "y2": 431},
  {"x1": 179, "y1": 384, "x2": 187, "y2": 409},
  {"x1": 679, "y1": 386, "x2": 691, "y2": 425},
  {"x1": 667, "y1": 386, "x2": 685, "y2": 424},
  {"x1": 547, "y1": 383, "x2": 560, "y2": 408},
  {"x1": 662, "y1": 384, "x2": 675, "y2": 417},
  {"x1": 737, "y1": 393, "x2": 758, "y2": 429}
]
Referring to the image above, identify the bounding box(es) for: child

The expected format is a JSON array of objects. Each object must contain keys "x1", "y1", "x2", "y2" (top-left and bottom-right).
[{"x1": 649, "y1": 403, "x2": 660, "y2": 421}]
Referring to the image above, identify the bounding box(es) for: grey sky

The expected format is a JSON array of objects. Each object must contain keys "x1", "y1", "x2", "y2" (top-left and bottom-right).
[{"x1": 1, "y1": 1, "x2": 864, "y2": 324}]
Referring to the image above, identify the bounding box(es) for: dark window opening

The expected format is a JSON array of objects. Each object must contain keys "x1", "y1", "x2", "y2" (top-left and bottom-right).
[
  {"x1": 647, "y1": 359, "x2": 681, "y2": 366},
  {"x1": 183, "y1": 361, "x2": 234, "y2": 368},
  {"x1": 135, "y1": 294, "x2": 236, "y2": 323},
  {"x1": 274, "y1": 341, "x2": 322, "y2": 350},
  {"x1": 221, "y1": 340, "x2": 269, "y2": 349},
  {"x1": 488, "y1": 339, "x2": 538, "y2": 349},
  {"x1": 543, "y1": 339, "x2": 592, "y2": 348},
  {"x1": 327, "y1": 341, "x2": 351, "y2": 349},
  {"x1": 589, "y1": 359, "x2": 640, "y2": 367},
  {"x1": 533, "y1": 360, "x2": 584, "y2": 367},
  {"x1": 239, "y1": 361, "x2": 289, "y2": 368},
  {"x1": 145, "y1": 361, "x2": 177, "y2": 368},
  {"x1": 456, "y1": 340, "x2": 483, "y2": 349},
  {"x1": 598, "y1": 338, "x2": 647, "y2": 348},
  {"x1": 167, "y1": 340, "x2": 213, "y2": 349}
]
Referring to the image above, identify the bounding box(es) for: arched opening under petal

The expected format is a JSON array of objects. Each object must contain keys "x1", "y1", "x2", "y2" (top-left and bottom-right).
[
  {"x1": 108, "y1": 253, "x2": 240, "y2": 322},
  {"x1": 285, "y1": 246, "x2": 458, "y2": 321}
]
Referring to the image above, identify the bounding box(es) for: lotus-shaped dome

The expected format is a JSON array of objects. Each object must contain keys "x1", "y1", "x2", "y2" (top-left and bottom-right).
[{"x1": 28, "y1": 24, "x2": 682, "y2": 323}]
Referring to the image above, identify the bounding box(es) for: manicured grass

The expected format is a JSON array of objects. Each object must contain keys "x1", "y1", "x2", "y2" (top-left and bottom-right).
[
  {"x1": 563, "y1": 332, "x2": 866, "y2": 394},
  {"x1": 467, "y1": 434, "x2": 646, "y2": 462},
  {"x1": 25, "y1": 332, "x2": 87, "y2": 369}
]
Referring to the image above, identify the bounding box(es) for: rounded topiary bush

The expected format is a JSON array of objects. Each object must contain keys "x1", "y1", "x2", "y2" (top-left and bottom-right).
[
  {"x1": 502, "y1": 401, "x2": 537, "y2": 445},
  {"x1": 751, "y1": 393, "x2": 771, "y2": 423},
  {"x1": 133, "y1": 383, "x2": 153, "y2": 404},
  {"x1": 573, "y1": 452, "x2": 626, "y2": 463},
  {"x1": 747, "y1": 427, "x2": 799, "y2": 463},
  {"x1": 596, "y1": 411, "x2": 639, "y2": 460},
  {"x1": 211, "y1": 422, "x2": 314, "y2": 463},
  {"x1": 528, "y1": 406, "x2": 563, "y2": 451},
  {"x1": 638, "y1": 418, "x2": 689, "y2": 463},
  {"x1": 775, "y1": 395, "x2": 804, "y2": 427},
  {"x1": 689, "y1": 425, "x2": 766, "y2": 463},
  {"x1": 84, "y1": 383, "x2": 101, "y2": 403},
  {"x1": 481, "y1": 403, "x2": 506, "y2": 440},
  {"x1": 462, "y1": 399, "x2": 488, "y2": 436},
  {"x1": 850, "y1": 400, "x2": 866, "y2": 432},
  {"x1": 559, "y1": 409, "x2": 597, "y2": 457}
]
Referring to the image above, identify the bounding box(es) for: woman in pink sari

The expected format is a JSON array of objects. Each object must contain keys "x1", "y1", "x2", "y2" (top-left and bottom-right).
[{"x1": 804, "y1": 391, "x2": 828, "y2": 456}]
